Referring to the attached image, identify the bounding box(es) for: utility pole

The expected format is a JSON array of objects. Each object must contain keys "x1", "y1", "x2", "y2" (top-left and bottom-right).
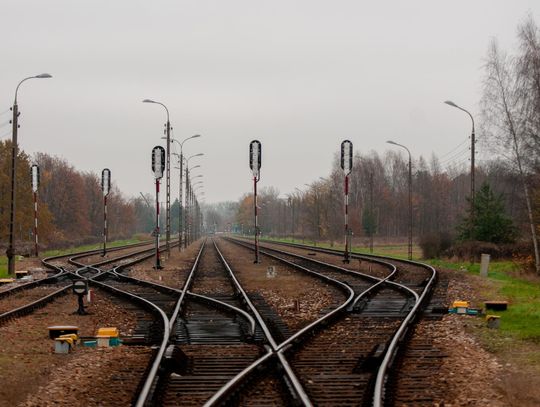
[{"x1": 7, "y1": 73, "x2": 52, "y2": 275}]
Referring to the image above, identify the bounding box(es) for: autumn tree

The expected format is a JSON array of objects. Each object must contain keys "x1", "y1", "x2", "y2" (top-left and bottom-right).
[{"x1": 0, "y1": 142, "x2": 55, "y2": 250}]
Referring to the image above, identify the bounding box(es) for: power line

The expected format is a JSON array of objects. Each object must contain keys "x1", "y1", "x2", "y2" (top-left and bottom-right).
[
  {"x1": 439, "y1": 145, "x2": 470, "y2": 165},
  {"x1": 438, "y1": 137, "x2": 469, "y2": 159}
]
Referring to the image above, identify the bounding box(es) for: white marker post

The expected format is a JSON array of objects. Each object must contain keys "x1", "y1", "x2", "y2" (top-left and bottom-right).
[
  {"x1": 152, "y1": 146, "x2": 165, "y2": 269},
  {"x1": 101, "y1": 168, "x2": 111, "y2": 256},
  {"x1": 250, "y1": 140, "x2": 262, "y2": 263},
  {"x1": 341, "y1": 140, "x2": 353, "y2": 263},
  {"x1": 31, "y1": 164, "x2": 40, "y2": 257}
]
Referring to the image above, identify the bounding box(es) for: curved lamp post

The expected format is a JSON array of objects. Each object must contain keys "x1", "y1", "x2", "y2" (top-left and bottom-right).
[
  {"x1": 387, "y1": 140, "x2": 413, "y2": 260},
  {"x1": 168, "y1": 134, "x2": 201, "y2": 251},
  {"x1": 143, "y1": 98, "x2": 172, "y2": 254},
  {"x1": 7, "y1": 73, "x2": 52, "y2": 275},
  {"x1": 444, "y1": 100, "x2": 476, "y2": 220},
  {"x1": 184, "y1": 153, "x2": 204, "y2": 248}
]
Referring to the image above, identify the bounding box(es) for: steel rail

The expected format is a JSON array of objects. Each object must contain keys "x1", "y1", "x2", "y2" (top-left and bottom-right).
[
  {"x1": 226, "y1": 238, "x2": 418, "y2": 308},
  {"x1": 0, "y1": 285, "x2": 70, "y2": 326},
  {"x1": 372, "y1": 258, "x2": 437, "y2": 407},
  {"x1": 244, "y1": 237, "x2": 421, "y2": 304},
  {"x1": 88, "y1": 275, "x2": 170, "y2": 407},
  {"x1": 238, "y1": 237, "x2": 436, "y2": 407},
  {"x1": 227, "y1": 237, "x2": 431, "y2": 406},
  {"x1": 213, "y1": 239, "x2": 280, "y2": 350},
  {"x1": 94, "y1": 238, "x2": 258, "y2": 406},
  {"x1": 209, "y1": 238, "x2": 359, "y2": 406},
  {"x1": 187, "y1": 291, "x2": 256, "y2": 337},
  {"x1": 108, "y1": 269, "x2": 256, "y2": 336},
  {"x1": 209, "y1": 240, "x2": 316, "y2": 406},
  {"x1": 167, "y1": 239, "x2": 206, "y2": 332},
  {"x1": 203, "y1": 348, "x2": 275, "y2": 407}
]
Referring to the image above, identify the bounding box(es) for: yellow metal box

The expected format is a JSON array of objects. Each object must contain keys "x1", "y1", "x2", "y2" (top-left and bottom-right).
[
  {"x1": 452, "y1": 300, "x2": 469, "y2": 308},
  {"x1": 96, "y1": 327, "x2": 119, "y2": 337}
]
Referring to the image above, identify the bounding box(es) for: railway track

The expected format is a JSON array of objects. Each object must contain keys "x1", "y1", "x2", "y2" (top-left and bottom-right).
[
  {"x1": 0, "y1": 240, "x2": 160, "y2": 327},
  {"x1": 212, "y1": 236, "x2": 437, "y2": 406},
  {"x1": 1, "y1": 235, "x2": 438, "y2": 406}
]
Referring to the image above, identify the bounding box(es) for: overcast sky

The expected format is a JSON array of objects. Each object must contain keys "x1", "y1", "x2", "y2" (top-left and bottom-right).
[{"x1": 2, "y1": 1, "x2": 539, "y2": 203}]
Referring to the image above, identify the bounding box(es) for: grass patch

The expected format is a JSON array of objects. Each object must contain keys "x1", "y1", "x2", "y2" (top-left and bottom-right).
[
  {"x1": 428, "y1": 257, "x2": 540, "y2": 342},
  {"x1": 257, "y1": 235, "x2": 421, "y2": 260},
  {"x1": 0, "y1": 237, "x2": 144, "y2": 278}
]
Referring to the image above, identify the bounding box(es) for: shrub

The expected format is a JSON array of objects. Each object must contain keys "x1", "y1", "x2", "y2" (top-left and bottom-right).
[{"x1": 419, "y1": 232, "x2": 453, "y2": 259}]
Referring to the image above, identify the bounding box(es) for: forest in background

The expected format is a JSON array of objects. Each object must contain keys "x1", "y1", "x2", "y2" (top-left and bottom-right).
[
  {"x1": 228, "y1": 16, "x2": 540, "y2": 273},
  {"x1": 2, "y1": 15, "x2": 540, "y2": 274},
  {"x1": 0, "y1": 143, "x2": 162, "y2": 251}
]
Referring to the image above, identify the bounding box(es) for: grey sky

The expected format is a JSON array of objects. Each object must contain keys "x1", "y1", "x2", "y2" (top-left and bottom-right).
[{"x1": 1, "y1": 1, "x2": 539, "y2": 203}]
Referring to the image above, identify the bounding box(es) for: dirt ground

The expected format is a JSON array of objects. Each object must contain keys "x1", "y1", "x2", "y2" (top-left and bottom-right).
[
  {"x1": 427, "y1": 268, "x2": 540, "y2": 406},
  {"x1": 0, "y1": 288, "x2": 148, "y2": 407}
]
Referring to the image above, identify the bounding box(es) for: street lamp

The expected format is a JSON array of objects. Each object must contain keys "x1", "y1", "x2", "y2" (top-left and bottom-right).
[
  {"x1": 168, "y1": 134, "x2": 201, "y2": 251},
  {"x1": 7, "y1": 73, "x2": 52, "y2": 275},
  {"x1": 184, "y1": 153, "x2": 204, "y2": 248},
  {"x1": 387, "y1": 140, "x2": 413, "y2": 260},
  {"x1": 143, "y1": 98, "x2": 172, "y2": 254},
  {"x1": 444, "y1": 100, "x2": 476, "y2": 221}
]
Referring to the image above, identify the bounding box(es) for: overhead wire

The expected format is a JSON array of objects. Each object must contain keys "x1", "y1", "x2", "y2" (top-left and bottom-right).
[
  {"x1": 439, "y1": 145, "x2": 470, "y2": 165},
  {"x1": 438, "y1": 137, "x2": 469, "y2": 159}
]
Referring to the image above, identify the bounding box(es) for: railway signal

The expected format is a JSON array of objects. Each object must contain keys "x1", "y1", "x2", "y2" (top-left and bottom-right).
[
  {"x1": 341, "y1": 140, "x2": 353, "y2": 263},
  {"x1": 250, "y1": 140, "x2": 262, "y2": 263},
  {"x1": 72, "y1": 280, "x2": 89, "y2": 315},
  {"x1": 152, "y1": 146, "x2": 165, "y2": 269},
  {"x1": 31, "y1": 164, "x2": 40, "y2": 257},
  {"x1": 101, "y1": 168, "x2": 111, "y2": 257}
]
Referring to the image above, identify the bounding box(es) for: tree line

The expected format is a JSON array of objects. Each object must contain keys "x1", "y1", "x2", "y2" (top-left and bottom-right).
[
  {"x1": 231, "y1": 15, "x2": 540, "y2": 273},
  {"x1": 0, "y1": 141, "x2": 158, "y2": 251}
]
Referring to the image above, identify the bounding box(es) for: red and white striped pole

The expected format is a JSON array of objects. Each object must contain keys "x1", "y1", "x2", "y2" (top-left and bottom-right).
[
  {"x1": 33, "y1": 191, "x2": 38, "y2": 257},
  {"x1": 250, "y1": 140, "x2": 262, "y2": 264},
  {"x1": 341, "y1": 140, "x2": 353, "y2": 264},
  {"x1": 152, "y1": 146, "x2": 165, "y2": 270},
  {"x1": 254, "y1": 175, "x2": 260, "y2": 263},
  {"x1": 155, "y1": 178, "x2": 162, "y2": 269},
  {"x1": 31, "y1": 164, "x2": 40, "y2": 257},
  {"x1": 103, "y1": 195, "x2": 108, "y2": 255},
  {"x1": 344, "y1": 174, "x2": 350, "y2": 263},
  {"x1": 101, "y1": 169, "x2": 111, "y2": 257}
]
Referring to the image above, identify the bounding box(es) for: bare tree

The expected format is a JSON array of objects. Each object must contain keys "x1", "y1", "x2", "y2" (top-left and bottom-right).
[{"x1": 481, "y1": 38, "x2": 540, "y2": 273}]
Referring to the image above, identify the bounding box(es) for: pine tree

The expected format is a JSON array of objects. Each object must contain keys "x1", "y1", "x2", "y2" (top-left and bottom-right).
[{"x1": 458, "y1": 182, "x2": 516, "y2": 243}]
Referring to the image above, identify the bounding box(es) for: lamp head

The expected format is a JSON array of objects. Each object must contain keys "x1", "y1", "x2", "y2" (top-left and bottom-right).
[
  {"x1": 35, "y1": 73, "x2": 52, "y2": 79},
  {"x1": 142, "y1": 99, "x2": 155, "y2": 104},
  {"x1": 444, "y1": 100, "x2": 458, "y2": 108},
  {"x1": 386, "y1": 140, "x2": 397, "y2": 145}
]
